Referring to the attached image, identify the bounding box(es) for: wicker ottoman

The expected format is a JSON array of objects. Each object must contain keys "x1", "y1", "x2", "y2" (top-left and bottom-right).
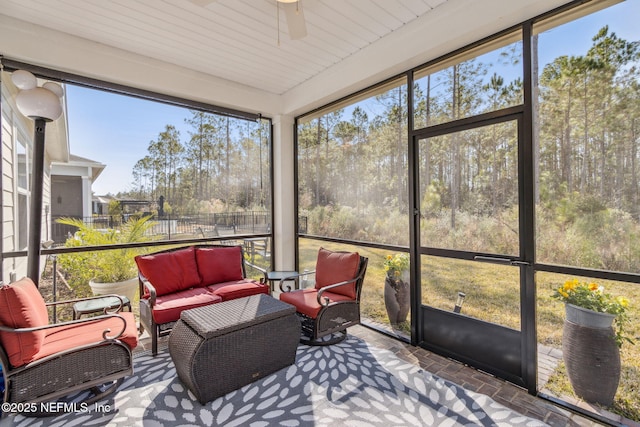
[{"x1": 168, "y1": 294, "x2": 300, "y2": 404}]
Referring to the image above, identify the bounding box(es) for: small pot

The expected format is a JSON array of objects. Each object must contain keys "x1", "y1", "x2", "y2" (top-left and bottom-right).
[
  {"x1": 565, "y1": 303, "x2": 615, "y2": 328},
  {"x1": 89, "y1": 277, "x2": 138, "y2": 302}
]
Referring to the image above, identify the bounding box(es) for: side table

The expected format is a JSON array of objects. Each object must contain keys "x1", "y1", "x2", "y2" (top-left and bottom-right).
[
  {"x1": 72, "y1": 295, "x2": 132, "y2": 319},
  {"x1": 266, "y1": 270, "x2": 301, "y2": 293}
]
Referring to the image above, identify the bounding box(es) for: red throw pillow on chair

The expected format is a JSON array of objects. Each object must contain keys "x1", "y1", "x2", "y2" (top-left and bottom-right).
[
  {"x1": 314, "y1": 248, "x2": 360, "y2": 299},
  {"x1": 0, "y1": 277, "x2": 49, "y2": 367}
]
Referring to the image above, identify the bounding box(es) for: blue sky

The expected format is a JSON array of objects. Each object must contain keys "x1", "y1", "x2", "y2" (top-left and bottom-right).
[
  {"x1": 67, "y1": 0, "x2": 639, "y2": 196},
  {"x1": 66, "y1": 87, "x2": 191, "y2": 195}
]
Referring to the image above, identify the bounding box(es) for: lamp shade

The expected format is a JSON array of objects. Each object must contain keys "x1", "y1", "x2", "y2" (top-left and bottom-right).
[
  {"x1": 42, "y1": 82, "x2": 64, "y2": 98},
  {"x1": 11, "y1": 69, "x2": 37, "y2": 90},
  {"x1": 15, "y1": 87, "x2": 63, "y2": 121}
]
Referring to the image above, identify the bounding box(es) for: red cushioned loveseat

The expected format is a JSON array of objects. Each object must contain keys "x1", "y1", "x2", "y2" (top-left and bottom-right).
[{"x1": 135, "y1": 244, "x2": 269, "y2": 355}]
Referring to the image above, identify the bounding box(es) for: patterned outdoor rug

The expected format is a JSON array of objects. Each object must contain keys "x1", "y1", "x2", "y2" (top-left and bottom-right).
[{"x1": 4, "y1": 337, "x2": 547, "y2": 426}]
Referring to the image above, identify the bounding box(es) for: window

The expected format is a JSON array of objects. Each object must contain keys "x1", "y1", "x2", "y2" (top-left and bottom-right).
[
  {"x1": 533, "y1": 0, "x2": 640, "y2": 418},
  {"x1": 297, "y1": 77, "x2": 409, "y2": 246},
  {"x1": 534, "y1": 2, "x2": 640, "y2": 272},
  {"x1": 418, "y1": 121, "x2": 519, "y2": 254},
  {"x1": 414, "y1": 31, "x2": 523, "y2": 129},
  {"x1": 16, "y1": 140, "x2": 29, "y2": 250},
  {"x1": 55, "y1": 84, "x2": 274, "y2": 280}
]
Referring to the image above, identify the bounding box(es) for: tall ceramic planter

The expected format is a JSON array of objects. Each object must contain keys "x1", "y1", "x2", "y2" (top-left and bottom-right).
[
  {"x1": 562, "y1": 303, "x2": 620, "y2": 406},
  {"x1": 384, "y1": 271, "x2": 410, "y2": 326},
  {"x1": 89, "y1": 277, "x2": 138, "y2": 303}
]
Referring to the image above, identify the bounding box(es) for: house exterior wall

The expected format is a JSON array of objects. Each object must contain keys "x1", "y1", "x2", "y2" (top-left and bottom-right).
[
  {"x1": 1, "y1": 99, "x2": 17, "y2": 281},
  {"x1": 51, "y1": 160, "x2": 103, "y2": 220},
  {"x1": 51, "y1": 175, "x2": 82, "y2": 218}
]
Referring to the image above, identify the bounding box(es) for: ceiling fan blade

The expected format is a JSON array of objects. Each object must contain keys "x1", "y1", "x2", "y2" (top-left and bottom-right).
[
  {"x1": 282, "y1": 2, "x2": 307, "y2": 40},
  {"x1": 188, "y1": 0, "x2": 216, "y2": 6}
]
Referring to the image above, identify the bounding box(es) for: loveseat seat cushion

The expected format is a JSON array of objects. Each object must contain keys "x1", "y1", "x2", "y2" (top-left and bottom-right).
[
  {"x1": 150, "y1": 288, "x2": 222, "y2": 325},
  {"x1": 0, "y1": 278, "x2": 49, "y2": 367},
  {"x1": 314, "y1": 248, "x2": 360, "y2": 299},
  {"x1": 206, "y1": 279, "x2": 269, "y2": 301},
  {"x1": 38, "y1": 312, "x2": 139, "y2": 360},
  {"x1": 135, "y1": 246, "x2": 201, "y2": 297},
  {"x1": 279, "y1": 289, "x2": 354, "y2": 319},
  {"x1": 195, "y1": 246, "x2": 244, "y2": 286}
]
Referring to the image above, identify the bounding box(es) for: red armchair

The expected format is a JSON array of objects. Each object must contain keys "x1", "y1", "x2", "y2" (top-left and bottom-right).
[
  {"x1": 0, "y1": 277, "x2": 138, "y2": 416},
  {"x1": 279, "y1": 248, "x2": 368, "y2": 345}
]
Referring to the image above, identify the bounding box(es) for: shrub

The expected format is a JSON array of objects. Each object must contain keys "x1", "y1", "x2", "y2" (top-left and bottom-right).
[{"x1": 56, "y1": 216, "x2": 156, "y2": 290}]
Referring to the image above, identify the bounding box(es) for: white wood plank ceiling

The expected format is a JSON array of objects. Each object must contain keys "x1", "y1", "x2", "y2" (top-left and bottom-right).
[{"x1": 0, "y1": 0, "x2": 446, "y2": 95}]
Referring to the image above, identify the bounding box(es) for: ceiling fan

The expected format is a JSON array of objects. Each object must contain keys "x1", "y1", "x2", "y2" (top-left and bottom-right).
[{"x1": 188, "y1": 0, "x2": 307, "y2": 41}]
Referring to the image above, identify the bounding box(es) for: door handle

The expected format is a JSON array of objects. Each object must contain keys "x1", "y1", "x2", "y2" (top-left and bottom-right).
[
  {"x1": 474, "y1": 255, "x2": 511, "y2": 264},
  {"x1": 473, "y1": 256, "x2": 531, "y2": 267}
]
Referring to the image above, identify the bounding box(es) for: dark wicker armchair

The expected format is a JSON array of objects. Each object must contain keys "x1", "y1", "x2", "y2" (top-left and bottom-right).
[
  {"x1": 279, "y1": 248, "x2": 368, "y2": 346},
  {"x1": 0, "y1": 277, "x2": 138, "y2": 416}
]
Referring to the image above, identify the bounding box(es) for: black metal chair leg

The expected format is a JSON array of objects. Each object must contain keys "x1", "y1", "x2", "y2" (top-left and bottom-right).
[
  {"x1": 23, "y1": 378, "x2": 124, "y2": 418},
  {"x1": 300, "y1": 330, "x2": 347, "y2": 346}
]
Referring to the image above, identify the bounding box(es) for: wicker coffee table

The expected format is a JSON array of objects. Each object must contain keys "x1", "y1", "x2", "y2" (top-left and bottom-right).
[{"x1": 168, "y1": 294, "x2": 300, "y2": 404}]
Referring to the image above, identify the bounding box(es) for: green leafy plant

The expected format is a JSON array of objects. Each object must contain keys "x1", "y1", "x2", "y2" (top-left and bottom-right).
[
  {"x1": 383, "y1": 253, "x2": 409, "y2": 279},
  {"x1": 56, "y1": 216, "x2": 156, "y2": 284},
  {"x1": 552, "y1": 278, "x2": 634, "y2": 348}
]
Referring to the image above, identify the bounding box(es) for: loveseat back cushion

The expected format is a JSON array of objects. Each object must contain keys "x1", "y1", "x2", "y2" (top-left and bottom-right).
[
  {"x1": 135, "y1": 246, "x2": 201, "y2": 297},
  {"x1": 0, "y1": 277, "x2": 49, "y2": 367},
  {"x1": 195, "y1": 246, "x2": 244, "y2": 286},
  {"x1": 314, "y1": 248, "x2": 360, "y2": 299},
  {"x1": 39, "y1": 312, "x2": 139, "y2": 359}
]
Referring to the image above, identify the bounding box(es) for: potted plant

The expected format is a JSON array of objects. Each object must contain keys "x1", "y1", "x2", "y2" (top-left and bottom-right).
[
  {"x1": 56, "y1": 215, "x2": 156, "y2": 302},
  {"x1": 383, "y1": 253, "x2": 410, "y2": 326},
  {"x1": 552, "y1": 279, "x2": 633, "y2": 406}
]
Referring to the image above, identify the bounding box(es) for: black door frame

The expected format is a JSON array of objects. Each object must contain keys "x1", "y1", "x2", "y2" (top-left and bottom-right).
[{"x1": 409, "y1": 109, "x2": 537, "y2": 392}]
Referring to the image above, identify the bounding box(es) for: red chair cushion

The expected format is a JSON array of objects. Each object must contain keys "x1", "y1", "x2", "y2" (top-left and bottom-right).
[
  {"x1": 279, "y1": 289, "x2": 354, "y2": 318},
  {"x1": 135, "y1": 247, "x2": 201, "y2": 297},
  {"x1": 314, "y1": 248, "x2": 360, "y2": 299},
  {"x1": 0, "y1": 278, "x2": 49, "y2": 367},
  {"x1": 206, "y1": 279, "x2": 269, "y2": 301},
  {"x1": 150, "y1": 288, "x2": 222, "y2": 324},
  {"x1": 38, "y1": 312, "x2": 138, "y2": 359},
  {"x1": 195, "y1": 246, "x2": 244, "y2": 286}
]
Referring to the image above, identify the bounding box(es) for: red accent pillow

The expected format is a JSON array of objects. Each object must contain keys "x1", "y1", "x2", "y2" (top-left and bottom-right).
[
  {"x1": 314, "y1": 248, "x2": 360, "y2": 299},
  {"x1": 135, "y1": 247, "x2": 201, "y2": 296},
  {"x1": 0, "y1": 277, "x2": 49, "y2": 367},
  {"x1": 195, "y1": 246, "x2": 244, "y2": 285}
]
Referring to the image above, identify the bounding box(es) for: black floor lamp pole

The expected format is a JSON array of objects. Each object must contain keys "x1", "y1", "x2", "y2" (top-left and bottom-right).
[
  {"x1": 26, "y1": 118, "x2": 47, "y2": 287},
  {"x1": 11, "y1": 70, "x2": 63, "y2": 288}
]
